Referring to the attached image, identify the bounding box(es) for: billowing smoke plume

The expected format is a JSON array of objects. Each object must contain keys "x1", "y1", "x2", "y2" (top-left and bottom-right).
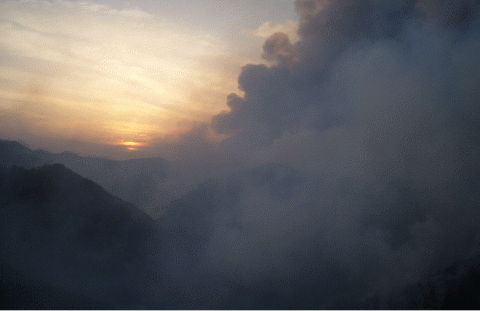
[{"x1": 156, "y1": 0, "x2": 480, "y2": 308}]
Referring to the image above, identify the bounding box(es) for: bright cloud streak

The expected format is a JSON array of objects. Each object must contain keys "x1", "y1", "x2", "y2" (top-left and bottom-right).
[{"x1": 252, "y1": 20, "x2": 299, "y2": 42}]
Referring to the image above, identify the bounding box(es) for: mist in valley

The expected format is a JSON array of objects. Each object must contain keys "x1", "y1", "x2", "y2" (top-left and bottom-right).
[{"x1": 1, "y1": 0, "x2": 480, "y2": 309}]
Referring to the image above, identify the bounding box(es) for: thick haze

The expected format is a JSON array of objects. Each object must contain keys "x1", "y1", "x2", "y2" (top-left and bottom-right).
[
  {"x1": 150, "y1": 0, "x2": 480, "y2": 308},
  {"x1": 1, "y1": 0, "x2": 480, "y2": 308}
]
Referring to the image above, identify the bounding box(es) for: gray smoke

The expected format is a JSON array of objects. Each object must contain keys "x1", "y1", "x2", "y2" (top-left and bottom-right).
[{"x1": 156, "y1": 0, "x2": 480, "y2": 308}]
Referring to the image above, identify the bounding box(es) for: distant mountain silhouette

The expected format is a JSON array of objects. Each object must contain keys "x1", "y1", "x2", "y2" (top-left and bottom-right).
[
  {"x1": 0, "y1": 163, "x2": 163, "y2": 309},
  {"x1": 3, "y1": 142, "x2": 480, "y2": 309},
  {"x1": 0, "y1": 140, "x2": 181, "y2": 215},
  {"x1": 0, "y1": 140, "x2": 44, "y2": 168}
]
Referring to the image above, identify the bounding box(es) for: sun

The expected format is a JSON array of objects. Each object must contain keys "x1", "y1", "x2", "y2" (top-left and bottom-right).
[{"x1": 113, "y1": 140, "x2": 149, "y2": 151}]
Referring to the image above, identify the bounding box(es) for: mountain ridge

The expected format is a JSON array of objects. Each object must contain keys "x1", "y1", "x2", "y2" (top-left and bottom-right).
[
  {"x1": 0, "y1": 163, "x2": 162, "y2": 309},
  {"x1": 0, "y1": 139, "x2": 179, "y2": 215}
]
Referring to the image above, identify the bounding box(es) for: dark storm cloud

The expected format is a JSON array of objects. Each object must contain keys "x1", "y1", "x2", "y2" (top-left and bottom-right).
[{"x1": 155, "y1": 0, "x2": 480, "y2": 308}]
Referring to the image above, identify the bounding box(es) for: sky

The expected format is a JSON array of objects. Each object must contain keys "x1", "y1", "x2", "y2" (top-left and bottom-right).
[
  {"x1": 2, "y1": 0, "x2": 480, "y2": 308},
  {"x1": 1, "y1": 0, "x2": 479, "y2": 178},
  {"x1": 0, "y1": 0, "x2": 297, "y2": 158}
]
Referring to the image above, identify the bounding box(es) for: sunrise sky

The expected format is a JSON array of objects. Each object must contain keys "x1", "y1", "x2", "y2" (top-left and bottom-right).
[{"x1": 0, "y1": 0, "x2": 297, "y2": 158}]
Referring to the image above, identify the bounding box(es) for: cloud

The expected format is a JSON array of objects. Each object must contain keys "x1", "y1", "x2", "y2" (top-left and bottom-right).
[
  {"x1": 262, "y1": 32, "x2": 298, "y2": 66},
  {"x1": 253, "y1": 20, "x2": 299, "y2": 42},
  {"x1": 210, "y1": 0, "x2": 480, "y2": 153},
  {"x1": 79, "y1": 2, "x2": 153, "y2": 18},
  {"x1": 154, "y1": 0, "x2": 480, "y2": 307}
]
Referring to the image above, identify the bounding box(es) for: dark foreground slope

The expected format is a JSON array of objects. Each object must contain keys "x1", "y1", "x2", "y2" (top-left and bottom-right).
[
  {"x1": 390, "y1": 254, "x2": 480, "y2": 309},
  {"x1": 0, "y1": 264, "x2": 113, "y2": 309},
  {"x1": 0, "y1": 164, "x2": 163, "y2": 309},
  {"x1": 333, "y1": 254, "x2": 480, "y2": 309}
]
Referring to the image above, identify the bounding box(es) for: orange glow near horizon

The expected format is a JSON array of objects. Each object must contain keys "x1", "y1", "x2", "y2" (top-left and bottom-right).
[{"x1": 112, "y1": 140, "x2": 150, "y2": 151}]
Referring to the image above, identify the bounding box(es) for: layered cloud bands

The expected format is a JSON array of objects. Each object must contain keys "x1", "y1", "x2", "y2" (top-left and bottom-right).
[
  {"x1": 0, "y1": 0, "x2": 237, "y2": 154},
  {"x1": 155, "y1": 0, "x2": 480, "y2": 308}
]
